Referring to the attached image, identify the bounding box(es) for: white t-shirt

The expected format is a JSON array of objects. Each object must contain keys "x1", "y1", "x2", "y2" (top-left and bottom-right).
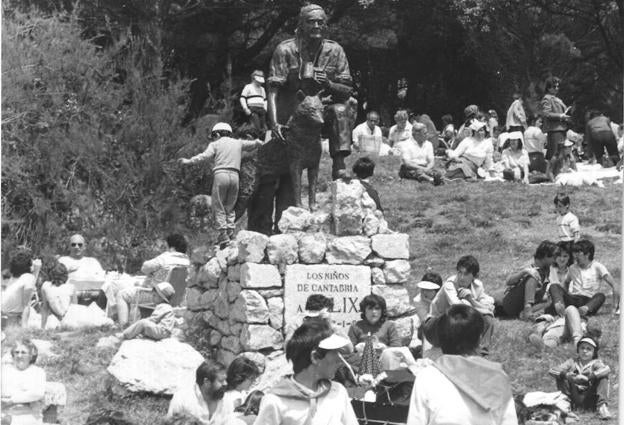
[
  {"x1": 254, "y1": 380, "x2": 358, "y2": 425},
  {"x1": 352, "y1": 122, "x2": 383, "y2": 149},
  {"x1": 388, "y1": 122, "x2": 413, "y2": 146},
  {"x1": 241, "y1": 83, "x2": 266, "y2": 110},
  {"x1": 523, "y1": 126, "x2": 546, "y2": 153},
  {"x1": 1, "y1": 273, "x2": 37, "y2": 314},
  {"x1": 557, "y1": 212, "x2": 580, "y2": 242},
  {"x1": 568, "y1": 261, "x2": 610, "y2": 298},
  {"x1": 168, "y1": 383, "x2": 225, "y2": 424},
  {"x1": 397, "y1": 139, "x2": 434, "y2": 168},
  {"x1": 57, "y1": 256, "x2": 105, "y2": 281},
  {"x1": 141, "y1": 251, "x2": 190, "y2": 287},
  {"x1": 1, "y1": 363, "x2": 46, "y2": 421},
  {"x1": 448, "y1": 137, "x2": 494, "y2": 170}
]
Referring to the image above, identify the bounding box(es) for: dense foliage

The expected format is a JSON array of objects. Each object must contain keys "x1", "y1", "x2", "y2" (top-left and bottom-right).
[{"x1": 2, "y1": 0, "x2": 622, "y2": 265}]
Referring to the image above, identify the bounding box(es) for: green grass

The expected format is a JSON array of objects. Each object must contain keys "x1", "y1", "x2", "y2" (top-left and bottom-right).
[{"x1": 3, "y1": 153, "x2": 621, "y2": 424}]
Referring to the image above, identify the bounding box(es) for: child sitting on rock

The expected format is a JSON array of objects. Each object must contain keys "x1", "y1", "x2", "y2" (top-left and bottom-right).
[
  {"x1": 117, "y1": 282, "x2": 176, "y2": 341},
  {"x1": 548, "y1": 336, "x2": 611, "y2": 420}
]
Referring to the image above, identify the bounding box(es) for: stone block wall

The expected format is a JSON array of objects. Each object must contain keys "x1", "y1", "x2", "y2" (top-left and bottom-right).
[{"x1": 185, "y1": 179, "x2": 419, "y2": 368}]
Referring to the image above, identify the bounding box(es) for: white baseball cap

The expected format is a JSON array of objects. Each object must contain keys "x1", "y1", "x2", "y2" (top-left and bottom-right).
[
  {"x1": 212, "y1": 122, "x2": 232, "y2": 133},
  {"x1": 417, "y1": 280, "x2": 440, "y2": 290},
  {"x1": 563, "y1": 139, "x2": 574, "y2": 147},
  {"x1": 318, "y1": 334, "x2": 353, "y2": 353}
]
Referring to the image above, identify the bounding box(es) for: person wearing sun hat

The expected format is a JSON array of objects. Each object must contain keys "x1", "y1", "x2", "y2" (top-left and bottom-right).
[
  {"x1": 445, "y1": 119, "x2": 494, "y2": 180},
  {"x1": 549, "y1": 336, "x2": 612, "y2": 419},
  {"x1": 116, "y1": 281, "x2": 177, "y2": 341},
  {"x1": 254, "y1": 320, "x2": 358, "y2": 425},
  {"x1": 240, "y1": 70, "x2": 268, "y2": 134}
]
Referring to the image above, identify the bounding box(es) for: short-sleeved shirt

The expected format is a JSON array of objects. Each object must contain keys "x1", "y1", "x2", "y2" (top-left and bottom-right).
[
  {"x1": 397, "y1": 139, "x2": 434, "y2": 167},
  {"x1": 57, "y1": 256, "x2": 105, "y2": 281},
  {"x1": 168, "y1": 383, "x2": 225, "y2": 424},
  {"x1": 1, "y1": 273, "x2": 37, "y2": 314},
  {"x1": 557, "y1": 212, "x2": 580, "y2": 242},
  {"x1": 141, "y1": 251, "x2": 190, "y2": 288},
  {"x1": 241, "y1": 83, "x2": 266, "y2": 110},
  {"x1": 523, "y1": 126, "x2": 547, "y2": 153},
  {"x1": 352, "y1": 122, "x2": 382, "y2": 147},
  {"x1": 388, "y1": 123, "x2": 413, "y2": 146},
  {"x1": 568, "y1": 261, "x2": 610, "y2": 298},
  {"x1": 268, "y1": 38, "x2": 352, "y2": 125}
]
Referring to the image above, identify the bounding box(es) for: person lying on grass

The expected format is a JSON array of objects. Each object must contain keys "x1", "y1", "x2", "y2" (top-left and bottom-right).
[
  {"x1": 548, "y1": 336, "x2": 612, "y2": 420},
  {"x1": 425, "y1": 255, "x2": 496, "y2": 355},
  {"x1": 498, "y1": 241, "x2": 557, "y2": 320},
  {"x1": 527, "y1": 306, "x2": 601, "y2": 348},
  {"x1": 116, "y1": 282, "x2": 176, "y2": 341},
  {"x1": 549, "y1": 239, "x2": 619, "y2": 317}
]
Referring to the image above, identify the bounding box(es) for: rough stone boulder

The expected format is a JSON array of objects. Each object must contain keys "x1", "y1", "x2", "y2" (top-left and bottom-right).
[
  {"x1": 107, "y1": 339, "x2": 204, "y2": 395},
  {"x1": 371, "y1": 285, "x2": 413, "y2": 318},
  {"x1": 383, "y1": 259, "x2": 411, "y2": 283},
  {"x1": 266, "y1": 234, "x2": 299, "y2": 265},
  {"x1": 298, "y1": 233, "x2": 327, "y2": 264},
  {"x1": 331, "y1": 179, "x2": 366, "y2": 236},
  {"x1": 236, "y1": 231, "x2": 269, "y2": 263},
  {"x1": 231, "y1": 290, "x2": 269, "y2": 324},
  {"x1": 371, "y1": 234, "x2": 410, "y2": 259},
  {"x1": 267, "y1": 297, "x2": 284, "y2": 330},
  {"x1": 240, "y1": 324, "x2": 284, "y2": 351},
  {"x1": 251, "y1": 351, "x2": 291, "y2": 393},
  {"x1": 197, "y1": 257, "x2": 222, "y2": 288},
  {"x1": 325, "y1": 236, "x2": 371, "y2": 264},
  {"x1": 240, "y1": 263, "x2": 282, "y2": 288},
  {"x1": 278, "y1": 207, "x2": 312, "y2": 233},
  {"x1": 394, "y1": 314, "x2": 421, "y2": 346}
]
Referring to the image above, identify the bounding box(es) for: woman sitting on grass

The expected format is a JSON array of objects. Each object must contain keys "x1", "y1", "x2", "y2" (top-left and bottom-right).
[
  {"x1": 1, "y1": 338, "x2": 47, "y2": 425},
  {"x1": 445, "y1": 120, "x2": 494, "y2": 181},
  {"x1": 548, "y1": 242, "x2": 573, "y2": 288},
  {"x1": 501, "y1": 131, "x2": 530, "y2": 184},
  {"x1": 40, "y1": 262, "x2": 76, "y2": 328}
]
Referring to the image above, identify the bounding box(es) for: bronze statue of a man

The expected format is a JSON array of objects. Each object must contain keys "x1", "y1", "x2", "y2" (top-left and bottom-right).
[
  {"x1": 268, "y1": 4, "x2": 355, "y2": 178},
  {"x1": 247, "y1": 4, "x2": 355, "y2": 235}
]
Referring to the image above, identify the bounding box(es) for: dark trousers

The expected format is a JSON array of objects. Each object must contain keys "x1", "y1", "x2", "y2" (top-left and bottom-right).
[
  {"x1": 546, "y1": 130, "x2": 566, "y2": 160},
  {"x1": 501, "y1": 280, "x2": 544, "y2": 317},
  {"x1": 508, "y1": 125, "x2": 524, "y2": 132},
  {"x1": 247, "y1": 173, "x2": 293, "y2": 235},
  {"x1": 528, "y1": 152, "x2": 547, "y2": 173},
  {"x1": 556, "y1": 375, "x2": 609, "y2": 410},
  {"x1": 588, "y1": 130, "x2": 619, "y2": 165},
  {"x1": 549, "y1": 284, "x2": 606, "y2": 315},
  {"x1": 248, "y1": 107, "x2": 267, "y2": 134},
  {"x1": 323, "y1": 103, "x2": 354, "y2": 179}
]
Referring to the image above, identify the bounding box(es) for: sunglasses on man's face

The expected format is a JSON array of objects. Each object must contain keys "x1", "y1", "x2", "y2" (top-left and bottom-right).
[{"x1": 71, "y1": 243, "x2": 84, "y2": 247}]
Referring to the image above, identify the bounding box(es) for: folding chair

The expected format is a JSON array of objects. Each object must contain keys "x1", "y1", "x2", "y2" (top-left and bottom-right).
[{"x1": 135, "y1": 266, "x2": 188, "y2": 319}]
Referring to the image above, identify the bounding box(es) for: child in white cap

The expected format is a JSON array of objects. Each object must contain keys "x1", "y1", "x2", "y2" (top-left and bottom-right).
[
  {"x1": 548, "y1": 336, "x2": 611, "y2": 420},
  {"x1": 179, "y1": 123, "x2": 264, "y2": 245}
]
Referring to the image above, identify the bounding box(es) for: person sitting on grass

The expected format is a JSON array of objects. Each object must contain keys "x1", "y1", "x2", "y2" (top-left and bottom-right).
[
  {"x1": 548, "y1": 241, "x2": 573, "y2": 288},
  {"x1": 445, "y1": 120, "x2": 494, "y2": 181},
  {"x1": 254, "y1": 320, "x2": 358, "y2": 425},
  {"x1": 397, "y1": 122, "x2": 440, "y2": 184},
  {"x1": 413, "y1": 272, "x2": 443, "y2": 324},
  {"x1": 224, "y1": 390, "x2": 264, "y2": 425},
  {"x1": 348, "y1": 294, "x2": 401, "y2": 353},
  {"x1": 40, "y1": 262, "x2": 77, "y2": 328},
  {"x1": 550, "y1": 239, "x2": 618, "y2": 317},
  {"x1": 352, "y1": 157, "x2": 383, "y2": 212},
  {"x1": 116, "y1": 282, "x2": 176, "y2": 341},
  {"x1": 1, "y1": 249, "x2": 39, "y2": 328},
  {"x1": 499, "y1": 241, "x2": 557, "y2": 320},
  {"x1": 548, "y1": 336, "x2": 612, "y2": 420},
  {"x1": 167, "y1": 361, "x2": 227, "y2": 424},
  {"x1": 407, "y1": 304, "x2": 517, "y2": 425},
  {"x1": 425, "y1": 255, "x2": 496, "y2": 355},
  {"x1": 221, "y1": 356, "x2": 261, "y2": 416},
  {"x1": 554, "y1": 193, "x2": 580, "y2": 247},
  {"x1": 501, "y1": 131, "x2": 530, "y2": 183}
]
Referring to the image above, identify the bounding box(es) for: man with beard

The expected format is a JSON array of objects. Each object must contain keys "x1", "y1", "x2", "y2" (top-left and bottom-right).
[{"x1": 167, "y1": 361, "x2": 228, "y2": 424}]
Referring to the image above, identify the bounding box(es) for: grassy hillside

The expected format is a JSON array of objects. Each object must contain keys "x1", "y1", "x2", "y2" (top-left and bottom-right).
[{"x1": 3, "y1": 152, "x2": 621, "y2": 424}]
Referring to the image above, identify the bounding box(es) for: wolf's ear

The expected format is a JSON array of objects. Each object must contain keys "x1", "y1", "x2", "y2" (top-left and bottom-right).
[{"x1": 296, "y1": 90, "x2": 306, "y2": 102}]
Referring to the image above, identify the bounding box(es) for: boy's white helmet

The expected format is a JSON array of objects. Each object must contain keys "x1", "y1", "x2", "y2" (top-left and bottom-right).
[{"x1": 212, "y1": 122, "x2": 232, "y2": 133}]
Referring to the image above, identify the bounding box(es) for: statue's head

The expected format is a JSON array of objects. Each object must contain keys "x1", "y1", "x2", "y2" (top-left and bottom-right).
[{"x1": 297, "y1": 4, "x2": 327, "y2": 40}]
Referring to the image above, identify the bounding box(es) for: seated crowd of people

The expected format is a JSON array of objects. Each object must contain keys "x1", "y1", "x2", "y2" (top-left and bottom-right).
[{"x1": 351, "y1": 80, "x2": 623, "y2": 186}]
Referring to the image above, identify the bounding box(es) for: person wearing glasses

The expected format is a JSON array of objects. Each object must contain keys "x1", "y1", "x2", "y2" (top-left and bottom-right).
[
  {"x1": 1, "y1": 338, "x2": 47, "y2": 425},
  {"x1": 57, "y1": 234, "x2": 105, "y2": 281},
  {"x1": 540, "y1": 76, "x2": 571, "y2": 160}
]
